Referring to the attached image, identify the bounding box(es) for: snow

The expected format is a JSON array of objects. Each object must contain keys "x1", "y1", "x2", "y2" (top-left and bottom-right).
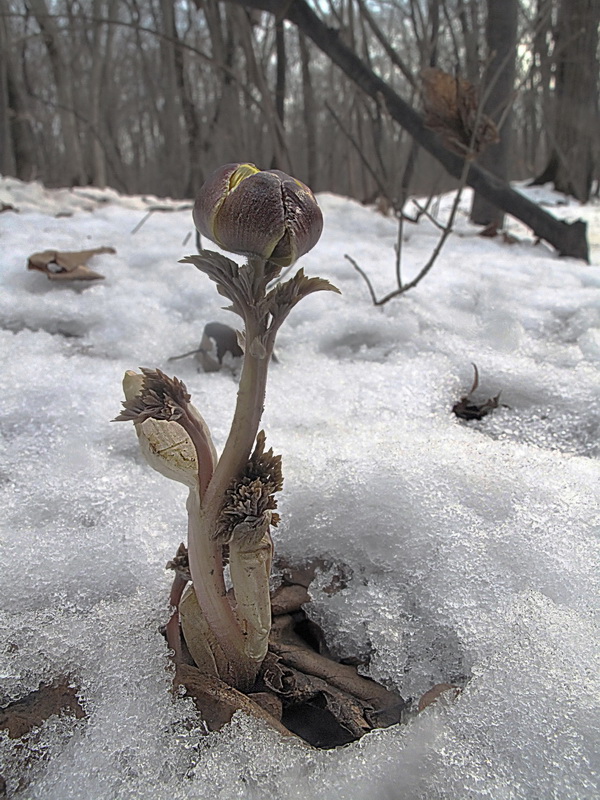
[{"x1": 1, "y1": 175, "x2": 599, "y2": 799}]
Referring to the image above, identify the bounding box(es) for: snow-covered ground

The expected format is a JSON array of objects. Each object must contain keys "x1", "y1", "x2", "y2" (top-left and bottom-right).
[{"x1": 1, "y1": 175, "x2": 599, "y2": 799}]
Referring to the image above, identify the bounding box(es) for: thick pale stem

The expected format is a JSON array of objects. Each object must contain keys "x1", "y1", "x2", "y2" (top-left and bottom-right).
[
  {"x1": 185, "y1": 258, "x2": 274, "y2": 689},
  {"x1": 176, "y1": 411, "x2": 216, "y2": 500},
  {"x1": 202, "y1": 259, "x2": 273, "y2": 523},
  {"x1": 186, "y1": 488, "x2": 259, "y2": 690}
]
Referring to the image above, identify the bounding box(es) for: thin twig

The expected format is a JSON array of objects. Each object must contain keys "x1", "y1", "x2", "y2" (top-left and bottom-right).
[
  {"x1": 131, "y1": 210, "x2": 153, "y2": 234},
  {"x1": 376, "y1": 163, "x2": 469, "y2": 303},
  {"x1": 408, "y1": 199, "x2": 446, "y2": 230},
  {"x1": 344, "y1": 254, "x2": 379, "y2": 306},
  {"x1": 346, "y1": 38, "x2": 513, "y2": 306},
  {"x1": 168, "y1": 347, "x2": 203, "y2": 362},
  {"x1": 347, "y1": 159, "x2": 471, "y2": 306},
  {"x1": 394, "y1": 209, "x2": 405, "y2": 288}
]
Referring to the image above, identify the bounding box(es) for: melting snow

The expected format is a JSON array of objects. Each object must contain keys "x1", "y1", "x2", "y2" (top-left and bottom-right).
[{"x1": 0, "y1": 176, "x2": 599, "y2": 799}]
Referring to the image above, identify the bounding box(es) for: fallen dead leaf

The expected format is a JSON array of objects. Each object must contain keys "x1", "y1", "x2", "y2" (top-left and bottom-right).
[
  {"x1": 27, "y1": 246, "x2": 115, "y2": 281},
  {"x1": 174, "y1": 663, "x2": 294, "y2": 737},
  {"x1": 453, "y1": 363, "x2": 505, "y2": 421},
  {"x1": 0, "y1": 679, "x2": 85, "y2": 739},
  {"x1": 418, "y1": 683, "x2": 461, "y2": 712}
]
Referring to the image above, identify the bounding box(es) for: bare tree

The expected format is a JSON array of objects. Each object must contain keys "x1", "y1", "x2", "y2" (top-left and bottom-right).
[
  {"x1": 298, "y1": 30, "x2": 317, "y2": 188},
  {"x1": 532, "y1": 0, "x2": 599, "y2": 201},
  {"x1": 0, "y1": 0, "x2": 37, "y2": 180},
  {"x1": 0, "y1": 0, "x2": 594, "y2": 242},
  {"x1": 29, "y1": 0, "x2": 87, "y2": 185},
  {"x1": 470, "y1": 0, "x2": 518, "y2": 228}
]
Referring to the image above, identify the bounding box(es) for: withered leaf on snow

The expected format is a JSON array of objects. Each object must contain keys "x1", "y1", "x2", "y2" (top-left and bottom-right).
[
  {"x1": 0, "y1": 679, "x2": 85, "y2": 739},
  {"x1": 169, "y1": 321, "x2": 244, "y2": 373},
  {"x1": 418, "y1": 683, "x2": 461, "y2": 712},
  {"x1": 453, "y1": 363, "x2": 505, "y2": 421},
  {"x1": 27, "y1": 246, "x2": 115, "y2": 281}
]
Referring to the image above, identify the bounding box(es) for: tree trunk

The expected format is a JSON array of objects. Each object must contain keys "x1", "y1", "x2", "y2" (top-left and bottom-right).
[
  {"x1": 270, "y1": 18, "x2": 286, "y2": 170},
  {"x1": 470, "y1": 0, "x2": 518, "y2": 228},
  {"x1": 0, "y1": 4, "x2": 16, "y2": 177},
  {"x1": 158, "y1": 0, "x2": 186, "y2": 196},
  {"x1": 29, "y1": 0, "x2": 87, "y2": 185},
  {"x1": 0, "y1": 0, "x2": 37, "y2": 181},
  {"x1": 456, "y1": 0, "x2": 480, "y2": 83},
  {"x1": 298, "y1": 31, "x2": 318, "y2": 189},
  {"x1": 532, "y1": 0, "x2": 599, "y2": 202},
  {"x1": 225, "y1": 0, "x2": 588, "y2": 261},
  {"x1": 88, "y1": 0, "x2": 112, "y2": 188},
  {"x1": 531, "y1": 0, "x2": 554, "y2": 171}
]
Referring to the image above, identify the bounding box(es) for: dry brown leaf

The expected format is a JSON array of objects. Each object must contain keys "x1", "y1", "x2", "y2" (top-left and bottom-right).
[
  {"x1": 453, "y1": 363, "x2": 505, "y2": 421},
  {"x1": 479, "y1": 222, "x2": 499, "y2": 238},
  {"x1": 421, "y1": 68, "x2": 499, "y2": 158},
  {"x1": 174, "y1": 663, "x2": 295, "y2": 737},
  {"x1": 247, "y1": 691, "x2": 283, "y2": 720},
  {"x1": 270, "y1": 583, "x2": 311, "y2": 616},
  {"x1": 418, "y1": 683, "x2": 461, "y2": 712},
  {"x1": 269, "y1": 614, "x2": 405, "y2": 725},
  {"x1": 27, "y1": 246, "x2": 115, "y2": 281},
  {"x1": 0, "y1": 680, "x2": 85, "y2": 739}
]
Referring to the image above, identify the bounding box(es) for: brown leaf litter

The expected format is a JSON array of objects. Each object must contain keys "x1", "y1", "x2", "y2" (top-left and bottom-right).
[
  {"x1": 453, "y1": 364, "x2": 505, "y2": 421},
  {"x1": 27, "y1": 247, "x2": 115, "y2": 281}
]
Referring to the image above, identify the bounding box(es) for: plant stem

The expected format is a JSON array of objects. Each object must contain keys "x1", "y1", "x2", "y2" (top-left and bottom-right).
[
  {"x1": 185, "y1": 257, "x2": 273, "y2": 689},
  {"x1": 201, "y1": 262, "x2": 272, "y2": 522},
  {"x1": 186, "y1": 488, "x2": 258, "y2": 690}
]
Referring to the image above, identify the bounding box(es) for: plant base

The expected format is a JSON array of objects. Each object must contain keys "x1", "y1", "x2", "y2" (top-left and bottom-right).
[{"x1": 173, "y1": 560, "x2": 408, "y2": 749}]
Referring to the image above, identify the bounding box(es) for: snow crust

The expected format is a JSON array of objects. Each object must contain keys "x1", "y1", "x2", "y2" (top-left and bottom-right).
[{"x1": 1, "y1": 176, "x2": 599, "y2": 798}]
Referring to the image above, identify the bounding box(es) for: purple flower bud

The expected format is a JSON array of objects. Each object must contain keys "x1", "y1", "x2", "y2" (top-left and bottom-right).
[{"x1": 193, "y1": 163, "x2": 323, "y2": 267}]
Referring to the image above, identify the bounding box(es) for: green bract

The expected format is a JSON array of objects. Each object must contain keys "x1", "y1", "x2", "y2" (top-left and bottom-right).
[{"x1": 193, "y1": 162, "x2": 323, "y2": 267}]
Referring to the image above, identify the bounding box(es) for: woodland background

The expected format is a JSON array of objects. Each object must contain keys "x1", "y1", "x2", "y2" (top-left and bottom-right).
[{"x1": 0, "y1": 0, "x2": 598, "y2": 214}]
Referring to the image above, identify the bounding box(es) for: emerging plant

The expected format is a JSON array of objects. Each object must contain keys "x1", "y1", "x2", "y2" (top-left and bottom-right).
[{"x1": 116, "y1": 163, "x2": 339, "y2": 692}]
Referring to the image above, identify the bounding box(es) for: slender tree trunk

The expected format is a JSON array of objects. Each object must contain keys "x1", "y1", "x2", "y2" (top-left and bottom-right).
[
  {"x1": 401, "y1": 0, "x2": 441, "y2": 207},
  {"x1": 158, "y1": 0, "x2": 186, "y2": 196},
  {"x1": 298, "y1": 31, "x2": 317, "y2": 188},
  {"x1": 88, "y1": 0, "x2": 111, "y2": 188},
  {"x1": 456, "y1": 0, "x2": 480, "y2": 83},
  {"x1": 234, "y1": 5, "x2": 290, "y2": 171},
  {"x1": 532, "y1": 0, "x2": 554, "y2": 171},
  {"x1": 470, "y1": 0, "x2": 518, "y2": 228},
  {"x1": 167, "y1": 0, "x2": 203, "y2": 196},
  {"x1": 270, "y1": 18, "x2": 286, "y2": 169},
  {"x1": 0, "y1": 4, "x2": 16, "y2": 177},
  {"x1": 0, "y1": 0, "x2": 37, "y2": 180}
]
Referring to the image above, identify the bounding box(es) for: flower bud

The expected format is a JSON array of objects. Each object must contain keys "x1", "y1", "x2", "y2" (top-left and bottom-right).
[{"x1": 193, "y1": 163, "x2": 323, "y2": 267}]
